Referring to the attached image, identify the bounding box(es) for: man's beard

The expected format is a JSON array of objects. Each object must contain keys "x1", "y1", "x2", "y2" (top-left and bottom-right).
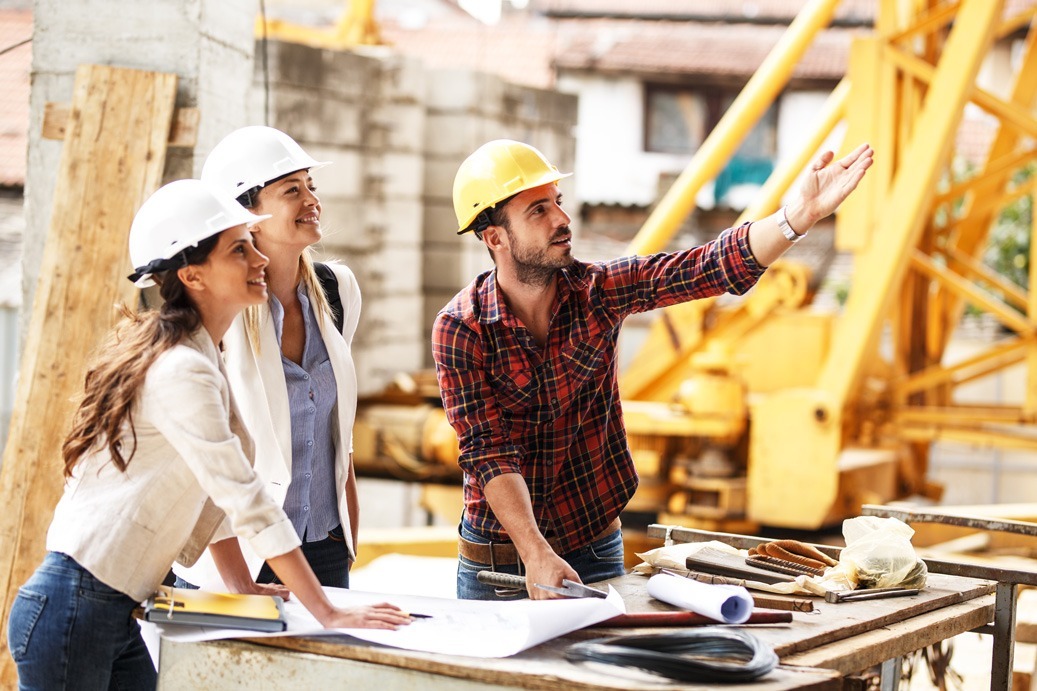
[{"x1": 507, "y1": 226, "x2": 574, "y2": 287}]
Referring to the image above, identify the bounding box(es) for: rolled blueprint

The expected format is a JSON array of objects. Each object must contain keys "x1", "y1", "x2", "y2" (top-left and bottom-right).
[{"x1": 647, "y1": 572, "x2": 753, "y2": 624}]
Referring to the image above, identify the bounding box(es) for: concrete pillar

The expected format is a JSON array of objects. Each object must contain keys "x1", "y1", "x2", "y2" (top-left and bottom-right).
[{"x1": 24, "y1": 0, "x2": 259, "y2": 332}]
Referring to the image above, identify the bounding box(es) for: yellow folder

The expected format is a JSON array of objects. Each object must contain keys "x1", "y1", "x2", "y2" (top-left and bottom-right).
[{"x1": 144, "y1": 585, "x2": 287, "y2": 632}]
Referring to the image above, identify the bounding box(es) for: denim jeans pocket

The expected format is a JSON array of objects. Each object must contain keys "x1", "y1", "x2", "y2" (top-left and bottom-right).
[
  {"x1": 76, "y1": 579, "x2": 132, "y2": 605},
  {"x1": 8, "y1": 588, "x2": 47, "y2": 662},
  {"x1": 457, "y1": 553, "x2": 490, "y2": 570},
  {"x1": 587, "y1": 530, "x2": 624, "y2": 565}
]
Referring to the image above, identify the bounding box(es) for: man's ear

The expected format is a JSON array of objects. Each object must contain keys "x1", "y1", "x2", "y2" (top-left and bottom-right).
[
  {"x1": 177, "y1": 264, "x2": 205, "y2": 291},
  {"x1": 482, "y1": 225, "x2": 507, "y2": 253}
]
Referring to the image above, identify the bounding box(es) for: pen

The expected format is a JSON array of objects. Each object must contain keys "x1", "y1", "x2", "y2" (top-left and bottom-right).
[{"x1": 407, "y1": 613, "x2": 433, "y2": 619}]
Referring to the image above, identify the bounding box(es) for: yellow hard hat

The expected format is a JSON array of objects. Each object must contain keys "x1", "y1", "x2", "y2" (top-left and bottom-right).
[{"x1": 452, "y1": 140, "x2": 571, "y2": 234}]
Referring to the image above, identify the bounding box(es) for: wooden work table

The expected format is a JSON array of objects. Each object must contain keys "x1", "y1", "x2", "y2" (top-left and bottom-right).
[{"x1": 156, "y1": 570, "x2": 994, "y2": 690}]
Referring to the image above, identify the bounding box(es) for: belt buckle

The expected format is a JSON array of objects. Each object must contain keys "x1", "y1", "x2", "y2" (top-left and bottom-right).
[
  {"x1": 488, "y1": 541, "x2": 499, "y2": 571},
  {"x1": 486, "y1": 542, "x2": 524, "y2": 597},
  {"x1": 488, "y1": 541, "x2": 517, "y2": 571}
]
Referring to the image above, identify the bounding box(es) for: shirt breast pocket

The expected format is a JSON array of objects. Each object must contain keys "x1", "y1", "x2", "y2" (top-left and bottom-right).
[
  {"x1": 563, "y1": 336, "x2": 610, "y2": 393},
  {"x1": 490, "y1": 370, "x2": 547, "y2": 421}
]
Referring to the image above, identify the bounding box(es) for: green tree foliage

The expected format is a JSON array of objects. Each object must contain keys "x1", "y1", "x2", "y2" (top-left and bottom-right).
[{"x1": 984, "y1": 185, "x2": 1031, "y2": 291}]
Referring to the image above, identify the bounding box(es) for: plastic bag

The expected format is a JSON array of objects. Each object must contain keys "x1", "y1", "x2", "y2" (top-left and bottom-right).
[{"x1": 834, "y1": 516, "x2": 927, "y2": 590}]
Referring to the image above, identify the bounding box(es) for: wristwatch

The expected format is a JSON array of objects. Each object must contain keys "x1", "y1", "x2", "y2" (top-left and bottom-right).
[{"x1": 778, "y1": 206, "x2": 807, "y2": 243}]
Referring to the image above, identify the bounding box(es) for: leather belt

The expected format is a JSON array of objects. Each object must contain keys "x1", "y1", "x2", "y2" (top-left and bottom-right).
[{"x1": 457, "y1": 517, "x2": 622, "y2": 567}]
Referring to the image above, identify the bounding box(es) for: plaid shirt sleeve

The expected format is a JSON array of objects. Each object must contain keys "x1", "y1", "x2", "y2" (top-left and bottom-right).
[
  {"x1": 598, "y1": 222, "x2": 765, "y2": 316},
  {"x1": 431, "y1": 311, "x2": 524, "y2": 486}
]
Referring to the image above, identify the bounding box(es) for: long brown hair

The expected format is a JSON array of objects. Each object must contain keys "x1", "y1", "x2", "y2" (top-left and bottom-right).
[{"x1": 61, "y1": 235, "x2": 220, "y2": 477}]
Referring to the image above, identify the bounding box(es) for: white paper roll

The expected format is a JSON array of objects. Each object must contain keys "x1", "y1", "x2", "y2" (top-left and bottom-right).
[{"x1": 646, "y1": 573, "x2": 754, "y2": 624}]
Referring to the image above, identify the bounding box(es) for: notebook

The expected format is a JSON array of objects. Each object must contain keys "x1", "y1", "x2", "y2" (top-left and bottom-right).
[{"x1": 143, "y1": 585, "x2": 287, "y2": 632}]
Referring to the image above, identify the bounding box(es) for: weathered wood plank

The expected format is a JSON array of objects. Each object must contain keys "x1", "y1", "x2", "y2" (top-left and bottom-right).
[
  {"x1": 43, "y1": 101, "x2": 197, "y2": 147},
  {"x1": 0, "y1": 64, "x2": 177, "y2": 685},
  {"x1": 780, "y1": 594, "x2": 995, "y2": 674}
]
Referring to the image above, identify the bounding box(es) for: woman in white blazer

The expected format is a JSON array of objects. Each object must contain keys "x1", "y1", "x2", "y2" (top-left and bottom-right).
[
  {"x1": 6, "y1": 181, "x2": 407, "y2": 690},
  {"x1": 175, "y1": 126, "x2": 363, "y2": 591}
]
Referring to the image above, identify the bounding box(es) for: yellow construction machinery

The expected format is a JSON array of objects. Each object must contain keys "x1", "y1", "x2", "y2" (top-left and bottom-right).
[
  {"x1": 256, "y1": 0, "x2": 381, "y2": 49},
  {"x1": 621, "y1": 0, "x2": 1037, "y2": 530},
  {"x1": 351, "y1": 0, "x2": 1037, "y2": 531}
]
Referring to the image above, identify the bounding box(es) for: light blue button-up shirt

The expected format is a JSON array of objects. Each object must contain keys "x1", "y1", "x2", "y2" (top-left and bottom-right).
[{"x1": 269, "y1": 286, "x2": 339, "y2": 542}]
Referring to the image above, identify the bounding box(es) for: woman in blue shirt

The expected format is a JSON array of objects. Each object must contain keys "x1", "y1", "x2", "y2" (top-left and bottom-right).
[{"x1": 176, "y1": 127, "x2": 363, "y2": 591}]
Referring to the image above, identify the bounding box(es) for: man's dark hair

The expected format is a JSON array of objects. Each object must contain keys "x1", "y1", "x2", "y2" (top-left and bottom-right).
[{"x1": 471, "y1": 193, "x2": 517, "y2": 239}]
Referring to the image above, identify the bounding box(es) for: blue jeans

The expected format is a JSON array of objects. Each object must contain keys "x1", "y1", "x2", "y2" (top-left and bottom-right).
[
  {"x1": 175, "y1": 526, "x2": 350, "y2": 590},
  {"x1": 257, "y1": 526, "x2": 351, "y2": 588},
  {"x1": 457, "y1": 520, "x2": 626, "y2": 600},
  {"x1": 7, "y1": 552, "x2": 156, "y2": 691}
]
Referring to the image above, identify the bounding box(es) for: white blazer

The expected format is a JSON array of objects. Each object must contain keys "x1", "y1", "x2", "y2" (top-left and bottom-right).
[
  {"x1": 174, "y1": 263, "x2": 362, "y2": 590},
  {"x1": 49, "y1": 328, "x2": 300, "y2": 602}
]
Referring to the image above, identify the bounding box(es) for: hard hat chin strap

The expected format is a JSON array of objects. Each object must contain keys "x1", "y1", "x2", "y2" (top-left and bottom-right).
[
  {"x1": 126, "y1": 252, "x2": 190, "y2": 285},
  {"x1": 472, "y1": 210, "x2": 492, "y2": 233},
  {"x1": 468, "y1": 192, "x2": 518, "y2": 234},
  {"x1": 237, "y1": 186, "x2": 261, "y2": 209}
]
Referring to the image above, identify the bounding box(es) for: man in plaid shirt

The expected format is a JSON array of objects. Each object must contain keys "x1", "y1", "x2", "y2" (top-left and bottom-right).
[{"x1": 433, "y1": 139, "x2": 873, "y2": 600}]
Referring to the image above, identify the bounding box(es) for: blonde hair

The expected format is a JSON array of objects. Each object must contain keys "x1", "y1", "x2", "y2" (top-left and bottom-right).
[{"x1": 243, "y1": 249, "x2": 335, "y2": 351}]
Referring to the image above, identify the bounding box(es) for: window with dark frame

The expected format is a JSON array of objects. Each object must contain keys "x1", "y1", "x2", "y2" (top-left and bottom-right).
[{"x1": 644, "y1": 83, "x2": 779, "y2": 205}]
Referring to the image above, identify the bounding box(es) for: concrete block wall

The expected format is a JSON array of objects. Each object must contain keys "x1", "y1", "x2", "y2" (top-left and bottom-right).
[
  {"x1": 259, "y1": 41, "x2": 428, "y2": 395},
  {"x1": 24, "y1": 0, "x2": 260, "y2": 332},
  {"x1": 261, "y1": 42, "x2": 578, "y2": 390},
  {"x1": 421, "y1": 69, "x2": 578, "y2": 368}
]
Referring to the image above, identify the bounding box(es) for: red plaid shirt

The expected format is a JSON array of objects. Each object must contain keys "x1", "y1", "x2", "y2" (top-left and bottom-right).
[{"x1": 432, "y1": 223, "x2": 765, "y2": 554}]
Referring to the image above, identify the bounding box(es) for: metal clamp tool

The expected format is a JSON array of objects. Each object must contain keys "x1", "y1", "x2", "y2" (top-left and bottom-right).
[
  {"x1": 476, "y1": 571, "x2": 607, "y2": 598},
  {"x1": 824, "y1": 587, "x2": 920, "y2": 603},
  {"x1": 534, "y1": 579, "x2": 607, "y2": 599}
]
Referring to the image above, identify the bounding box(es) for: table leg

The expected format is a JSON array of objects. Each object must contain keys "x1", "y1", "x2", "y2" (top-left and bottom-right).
[
  {"x1": 991, "y1": 581, "x2": 1017, "y2": 691},
  {"x1": 879, "y1": 656, "x2": 901, "y2": 691}
]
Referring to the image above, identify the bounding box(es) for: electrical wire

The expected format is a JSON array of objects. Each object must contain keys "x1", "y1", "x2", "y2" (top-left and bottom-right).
[
  {"x1": 0, "y1": 37, "x2": 31, "y2": 58},
  {"x1": 565, "y1": 628, "x2": 778, "y2": 683}
]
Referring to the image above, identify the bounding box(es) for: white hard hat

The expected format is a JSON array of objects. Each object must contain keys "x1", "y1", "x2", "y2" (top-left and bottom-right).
[
  {"x1": 201, "y1": 126, "x2": 330, "y2": 203},
  {"x1": 128, "y1": 179, "x2": 271, "y2": 288}
]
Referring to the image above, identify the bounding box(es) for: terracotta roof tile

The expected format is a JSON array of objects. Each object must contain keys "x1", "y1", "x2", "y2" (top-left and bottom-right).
[
  {"x1": 0, "y1": 9, "x2": 31, "y2": 188},
  {"x1": 382, "y1": 15, "x2": 558, "y2": 89},
  {"x1": 553, "y1": 19, "x2": 863, "y2": 81},
  {"x1": 533, "y1": 0, "x2": 875, "y2": 24},
  {"x1": 535, "y1": 0, "x2": 1037, "y2": 24},
  {"x1": 956, "y1": 118, "x2": 996, "y2": 168}
]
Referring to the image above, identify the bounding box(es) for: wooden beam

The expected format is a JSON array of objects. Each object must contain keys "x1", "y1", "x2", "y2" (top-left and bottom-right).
[
  {"x1": 0, "y1": 64, "x2": 177, "y2": 685},
  {"x1": 42, "y1": 101, "x2": 197, "y2": 148}
]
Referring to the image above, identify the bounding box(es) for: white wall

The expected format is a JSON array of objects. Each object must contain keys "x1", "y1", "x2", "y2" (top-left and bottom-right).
[
  {"x1": 558, "y1": 73, "x2": 700, "y2": 208},
  {"x1": 559, "y1": 72, "x2": 837, "y2": 212}
]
